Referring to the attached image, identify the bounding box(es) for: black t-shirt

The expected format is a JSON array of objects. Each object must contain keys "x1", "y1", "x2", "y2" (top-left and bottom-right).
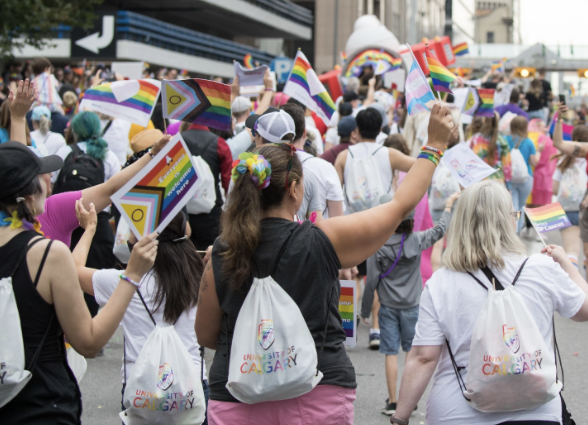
[
  {"x1": 209, "y1": 218, "x2": 356, "y2": 402},
  {"x1": 525, "y1": 92, "x2": 543, "y2": 112},
  {"x1": 541, "y1": 79, "x2": 552, "y2": 104},
  {"x1": 482, "y1": 81, "x2": 498, "y2": 89}
]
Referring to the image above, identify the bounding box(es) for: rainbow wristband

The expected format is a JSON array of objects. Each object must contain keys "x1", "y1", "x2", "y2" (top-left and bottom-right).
[
  {"x1": 119, "y1": 274, "x2": 141, "y2": 288},
  {"x1": 422, "y1": 146, "x2": 444, "y2": 157},
  {"x1": 418, "y1": 151, "x2": 440, "y2": 166}
]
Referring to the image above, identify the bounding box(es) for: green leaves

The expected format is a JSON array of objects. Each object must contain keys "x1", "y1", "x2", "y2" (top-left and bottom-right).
[{"x1": 0, "y1": 0, "x2": 103, "y2": 58}]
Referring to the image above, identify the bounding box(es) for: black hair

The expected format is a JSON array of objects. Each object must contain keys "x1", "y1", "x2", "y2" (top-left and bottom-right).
[
  {"x1": 339, "y1": 102, "x2": 353, "y2": 117},
  {"x1": 280, "y1": 103, "x2": 306, "y2": 141},
  {"x1": 0, "y1": 176, "x2": 43, "y2": 225},
  {"x1": 509, "y1": 87, "x2": 520, "y2": 104},
  {"x1": 395, "y1": 218, "x2": 414, "y2": 235},
  {"x1": 151, "y1": 213, "x2": 204, "y2": 323},
  {"x1": 356, "y1": 108, "x2": 382, "y2": 140},
  {"x1": 286, "y1": 97, "x2": 306, "y2": 111}
]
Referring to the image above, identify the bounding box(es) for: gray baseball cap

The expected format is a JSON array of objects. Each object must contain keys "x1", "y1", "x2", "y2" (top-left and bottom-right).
[{"x1": 253, "y1": 110, "x2": 296, "y2": 143}]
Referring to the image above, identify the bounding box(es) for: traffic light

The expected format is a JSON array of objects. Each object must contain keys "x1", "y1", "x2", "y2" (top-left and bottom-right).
[
  {"x1": 514, "y1": 67, "x2": 536, "y2": 78},
  {"x1": 578, "y1": 69, "x2": 588, "y2": 78}
]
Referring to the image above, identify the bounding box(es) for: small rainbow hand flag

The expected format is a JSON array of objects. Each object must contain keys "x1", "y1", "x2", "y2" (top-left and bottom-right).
[
  {"x1": 453, "y1": 42, "x2": 469, "y2": 56},
  {"x1": 525, "y1": 202, "x2": 571, "y2": 233},
  {"x1": 475, "y1": 88, "x2": 495, "y2": 117},
  {"x1": 491, "y1": 61, "x2": 505, "y2": 73},
  {"x1": 425, "y1": 49, "x2": 458, "y2": 93},
  {"x1": 244, "y1": 54, "x2": 254, "y2": 69}
]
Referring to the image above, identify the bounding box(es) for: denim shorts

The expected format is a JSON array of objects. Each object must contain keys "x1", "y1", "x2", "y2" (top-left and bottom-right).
[
  {"x1": 566, "y1": 211, "x2": 579, "y2": 226},
  {"x1": 378, "y1": 305, "x2": 419, "y2": 355}
]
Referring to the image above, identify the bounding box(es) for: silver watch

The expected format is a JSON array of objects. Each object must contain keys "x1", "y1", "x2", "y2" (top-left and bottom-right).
[{"x1": 390, "y1": 415, "x2": 409, "y2": 425}]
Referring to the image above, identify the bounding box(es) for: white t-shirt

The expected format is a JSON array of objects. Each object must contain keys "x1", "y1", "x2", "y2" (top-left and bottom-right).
[
  {"x1": 101, "y1": 119, "x2": 133, "y2": 164},
  {"x1": 375, "y1": 131, "x2": 388, "y2": 146},
  {"x1": 30, "y1": 130, "x2": 66, "y2": 156},
  {"x1": 413, "y1": 254, "x2": 585, "y2": 425},
  {"x1": 93, "y1": 269, "x2": 206, "y2": 382},
  {"x1": 52, "y1": 142, "x2": 121, "y2": 184},
  {"x1": 296, "y1": 151, "x2": 344, "y2": 217},
  {"x1": 552, "y1": 158, "x2": 587, "y2": 182},
  {"x1": 226, "y1": 128, "x2": 252, "y2": 160},
  {"x1": 306, "y1": 125, "x2": 324, "y2": 156},
  {"x1": 325, "y1": 127, "x2": 340, "y2": 147}
]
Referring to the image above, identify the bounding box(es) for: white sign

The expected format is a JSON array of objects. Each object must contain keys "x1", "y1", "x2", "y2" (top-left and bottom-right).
[
  {"x1": 494, "y1": 83, "x2": 515, "y2": 107},
  {"x1": 233, "y1": 62, "x2": 269, "y2": 87},
  {"x1": 384, "y1": 69, "x2": 406, "y2": 91},
  {"x1": 239, "y1": 72, "x2": 276, "y2": 98},
  {"x1": 111, "y1": 62, "x2": 144, "y2": 80},
  {"x1": 339, "y1": 280, "x2": 356, "y2": 347},
  {"x1": 441, "y1": 142, "x2": 497, "y2": 188}
]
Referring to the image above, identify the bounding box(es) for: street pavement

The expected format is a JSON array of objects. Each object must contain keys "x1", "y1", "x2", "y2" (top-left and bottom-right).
[{"x1": 80, "y1": 229, "x2": 588, "y2": 425}]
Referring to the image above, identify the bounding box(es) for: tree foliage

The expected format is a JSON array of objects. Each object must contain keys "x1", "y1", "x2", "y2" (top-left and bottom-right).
[{"x1": 0, "y1": 0, "x2": 103, "y2": 58}]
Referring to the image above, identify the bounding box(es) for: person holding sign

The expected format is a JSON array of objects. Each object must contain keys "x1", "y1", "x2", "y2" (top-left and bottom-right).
[
  {"x1": 196, "y1": 104, "x2": 456, "y2": 424},
  {"x1": 0, "y1": 142, "x2": 159, "y2": 424}
]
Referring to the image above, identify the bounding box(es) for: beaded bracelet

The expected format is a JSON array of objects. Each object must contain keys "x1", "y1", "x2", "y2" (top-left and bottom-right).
[
  {"x1": 148, "y1": 148, "x2": 155, "y2": 158},
  {"x1": 422, "y1": 145, "x2": 444, "y2": 157},
  {"x1": 418, "y1": 151, "x2": 440, "y2": 166},
  {"x1": 119, "y1": 274, "x2": 141, "y2": 288}
]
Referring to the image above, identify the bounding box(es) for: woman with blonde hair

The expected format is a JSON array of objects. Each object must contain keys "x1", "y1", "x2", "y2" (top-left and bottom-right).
[
  {"x1": 393, "y1": 180, "x2": 588, "y2": 425},
  {"x1": 30, "y1": 105, "x2": 66, "y2": 155}
]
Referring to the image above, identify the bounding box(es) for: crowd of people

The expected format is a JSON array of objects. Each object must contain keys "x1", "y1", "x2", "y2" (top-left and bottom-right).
[{"x1": 1, "y1": 55, "x2": 588, "y2": 425}]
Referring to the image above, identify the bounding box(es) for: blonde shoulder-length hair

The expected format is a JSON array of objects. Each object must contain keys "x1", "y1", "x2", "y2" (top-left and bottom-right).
[{"x1": 443, "y1": 180, "x2": 527, "y2": 272}]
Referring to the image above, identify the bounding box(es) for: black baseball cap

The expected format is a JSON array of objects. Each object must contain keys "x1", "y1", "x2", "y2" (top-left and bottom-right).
[
  {"x1": 0, "y1": 141, "x2": 63, "y2": 201},
  {"x1": 245, "y1": 107, "x2": 279, "y2": 130}
]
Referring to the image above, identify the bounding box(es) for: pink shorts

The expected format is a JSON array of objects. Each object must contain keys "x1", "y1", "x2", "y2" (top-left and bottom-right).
[{"x1": 208, "y1": 385, "x2": 356, "y2": 425}]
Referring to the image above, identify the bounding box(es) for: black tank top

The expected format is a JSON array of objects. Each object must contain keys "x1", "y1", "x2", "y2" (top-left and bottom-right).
[{"x1": 0, "y1": 230, "x2": 81, "y2": 424}]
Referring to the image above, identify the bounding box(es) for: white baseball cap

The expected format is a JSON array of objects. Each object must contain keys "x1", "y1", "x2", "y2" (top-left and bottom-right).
[
  {"x1": 231, "y1": 96, "x2": 252, "y2": 114},
  {"x1": 254, "y1": 110, "x2": 296, "y2": 143}
]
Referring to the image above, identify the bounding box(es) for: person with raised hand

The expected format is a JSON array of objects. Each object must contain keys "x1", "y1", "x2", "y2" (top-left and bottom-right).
[
  {"x1": 196, "y1": 104, "x2": 455, "y2": 424},
  {"x1": 0, "y1": 141, "x2": 159, "y2": 424}
]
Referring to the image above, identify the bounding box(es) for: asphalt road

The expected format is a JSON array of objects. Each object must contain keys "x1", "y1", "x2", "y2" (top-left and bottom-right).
[{"x1": 79, "y1": 229, "x2": 588, "y2": 425}]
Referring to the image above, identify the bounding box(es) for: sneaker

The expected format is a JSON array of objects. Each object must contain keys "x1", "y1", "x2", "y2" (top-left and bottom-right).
[
  {"x1": 382, "y1": 399, "x2": 397, "y2": 416},
  {"x1": 369, "y1": 333, "x2": 380, "y2": 349}
]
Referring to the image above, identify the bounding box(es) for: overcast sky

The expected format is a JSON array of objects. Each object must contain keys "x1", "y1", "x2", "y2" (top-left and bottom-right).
[{"x1": 520, "y1": 0, "x2": 587, "y2": 45}]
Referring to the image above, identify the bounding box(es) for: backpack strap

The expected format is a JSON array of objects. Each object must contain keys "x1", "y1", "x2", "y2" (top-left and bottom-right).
[
  {"x1": 136, "y1": 287, "x2": 157, "y2": 326},
  {"x1": 379, "y1": 233, "x2": 406, "y2": 280},
  {"x1": 302, "y1": 156, "x2": 315, "y2": 164},
  {"x1": 269, "y1": 229, "x2": 295, "y2": 277},
  {"x1": 372, "y1": 146, "x2": 385, "y2": 156},
  {"x1": 101, "y1": 120, "x2": 113, "y2": 137},
  {"x1": 25, "y1": 240, "x2": 56, "y2": 373},
  {"x1": 445, "y1": 338, "x2": 471, "y2": 401}
]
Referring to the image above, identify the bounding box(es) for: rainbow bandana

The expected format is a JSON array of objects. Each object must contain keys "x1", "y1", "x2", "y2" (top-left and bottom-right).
[{"x1": 231, "y1": 152, "x2": 272, "y2": 189}]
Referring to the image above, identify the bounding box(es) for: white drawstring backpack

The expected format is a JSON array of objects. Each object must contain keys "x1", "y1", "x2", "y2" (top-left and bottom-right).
[
  {"x1": 120, "y1": 290, "x2": 206, "y2": 424},
  {"x1": 510, "y1": 136, "x2": 530, "y2": 184},
  {"x1": 226, "y1": 233, "x2": 325, "y2": 403},
  {"x1": 186, "y1": 156, "x2": 216, "y2": 215},
  {"x1": 0, "y1": 238, "x2": 54, "y2": 408},
  {"x1": 447, "y1": 259, "x2": 561, "y2": 412},
  {"x1": 344, "y1": 145, "x2": 388, "y2": 213}
]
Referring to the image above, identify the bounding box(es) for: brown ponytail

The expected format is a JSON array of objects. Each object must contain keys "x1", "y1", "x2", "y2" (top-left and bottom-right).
[{"x1": 220, "y1": 144, "x2": 303, "y2": 290}]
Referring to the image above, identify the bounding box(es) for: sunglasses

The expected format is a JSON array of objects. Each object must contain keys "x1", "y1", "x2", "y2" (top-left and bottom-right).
[{"x1": 511, "y1": 211, "x2": 522, "y2": 221}]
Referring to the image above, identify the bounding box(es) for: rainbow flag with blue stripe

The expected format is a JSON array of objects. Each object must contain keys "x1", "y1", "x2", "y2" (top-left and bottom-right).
[
  {"x1": 426, "y1": 49, "x2": 458, "y2": 94},
  {"x1": 453, "y1": 42, "x2": 469, "y2": 56},
  {"x1": 283, "y1": 50, "x2": 336, "y2": 122}
]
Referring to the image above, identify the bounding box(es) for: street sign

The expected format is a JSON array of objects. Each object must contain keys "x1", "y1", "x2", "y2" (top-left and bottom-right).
[
  {"x1": 270, "y1": 57, "x2": 294, "y2": 84},
  {"x1": 71, "y1": 9, "x2": 117, "y2": 58}
]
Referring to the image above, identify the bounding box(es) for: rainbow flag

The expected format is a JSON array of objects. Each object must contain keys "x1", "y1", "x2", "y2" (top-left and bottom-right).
[
  {"x1": 475, "y1": 88, "x2": 495, "y2": 117},
  {"x1": 548, "y1": 112, "x2": 573, "y2": 141},
  {"x1": 193, "y1": 79, "x2": 231, "y2": 131},
  {"x1": 283, "y1": 50, "x2": 336, "y2": 122},
  {"x1": 453, "y1": 42, "x2": 469, "y2": 56},
  {"x1": 79, "y1": 79, "x2": 161, "y2": 127},
  {"x1": 425, "y1": 49, "x2": 458, "y2": 94},
  {"x1": 525, "y1": 202, "x2": 571, "y2": 233},
  {"x1": 491, "y1": 61, "x2": 505, "y2": 73},
  {"x1": 389, "y1": 57, "x2": 403, "y2": 71},
  {"x1": 244, "y1": 54, "x2": 254, "y2": 69}
]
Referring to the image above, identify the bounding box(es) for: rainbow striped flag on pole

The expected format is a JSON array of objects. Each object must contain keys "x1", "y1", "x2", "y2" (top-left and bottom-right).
[
  {"x1": 453, "y1": 42, "x2": 469, "y2": 56},
  {"x1": 283, "y1": 50, "x2": 336, "y2": 122},
  {"x1": 525, "y1": 202, "x2": 571, "y2": 234},
  {"x1": 404, "y1": 45, "x2": 435, "y2": 115},
  {"x1": 475, "y1": 88, "x2": 495, "y2": 117},
  {"x1": 425, "y1": 49, "x2": 458, "y2": 94}
]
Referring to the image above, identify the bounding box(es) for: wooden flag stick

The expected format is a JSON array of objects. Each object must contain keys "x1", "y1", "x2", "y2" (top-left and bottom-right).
[{"x1": 523, "y1": 208, "x2": 548, "y2": 249}]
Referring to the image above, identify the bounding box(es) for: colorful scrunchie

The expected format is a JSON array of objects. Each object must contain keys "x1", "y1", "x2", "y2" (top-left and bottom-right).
[{"x1": 231, "y1": 152, "x2": 272, "y2": 189}]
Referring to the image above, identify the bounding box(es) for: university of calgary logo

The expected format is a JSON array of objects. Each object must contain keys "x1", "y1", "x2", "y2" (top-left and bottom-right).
[
  {"x1": 157, "y1": 363, "x2": 174, "y2": 391},
  {"x1": 258, "y1": 319, "x2": 275, "y2": 350},
  {"x1": 503, "y1": 324, "x2": 520, "y2": 353}
]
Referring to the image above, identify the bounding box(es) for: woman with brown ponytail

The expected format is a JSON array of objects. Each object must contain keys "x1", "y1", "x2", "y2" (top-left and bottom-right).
[{"x1": 195, "y1": 104, "x2": 456, "y2": 424}]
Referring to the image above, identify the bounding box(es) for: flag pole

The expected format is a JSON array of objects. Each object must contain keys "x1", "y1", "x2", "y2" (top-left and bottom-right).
[{"x1": 523, "y1": 207, "x2": 548, "y2": 248}]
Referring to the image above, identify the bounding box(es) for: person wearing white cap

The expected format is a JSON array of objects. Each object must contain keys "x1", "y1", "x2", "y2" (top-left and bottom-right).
[
  {"x1": 231, "y1": 96, "x2": 251, "y2": 135},
  {"x1": 30, "y1": 105, "x2": 66, "y2": 156}
]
